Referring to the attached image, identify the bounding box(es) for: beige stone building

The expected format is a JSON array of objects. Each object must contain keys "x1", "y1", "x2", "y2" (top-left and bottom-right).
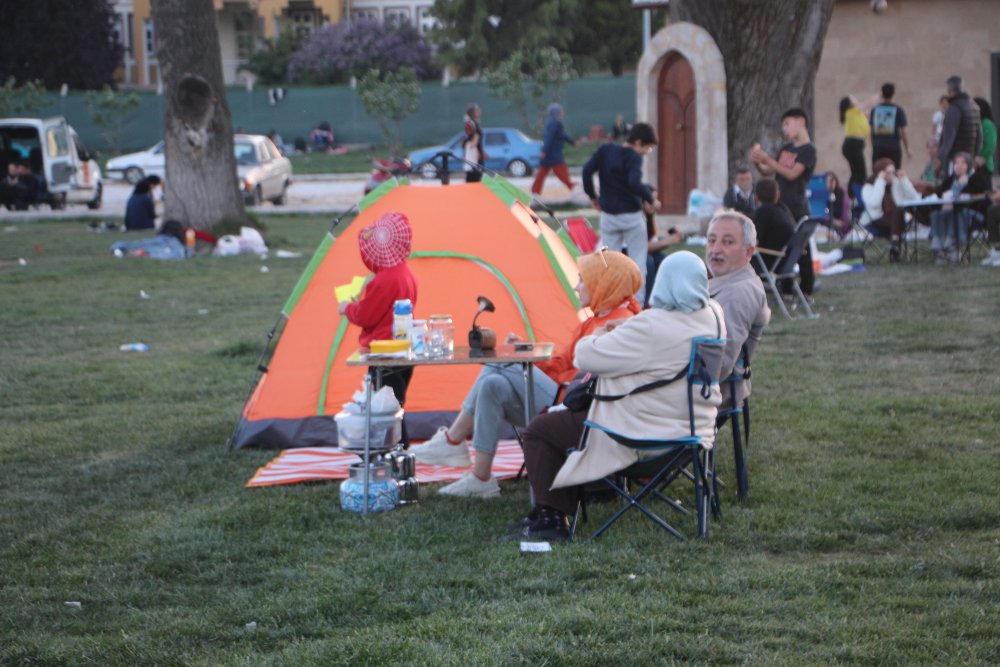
[{"x1": 637, "y1": 0, "x2": 1000, "y2": 211}]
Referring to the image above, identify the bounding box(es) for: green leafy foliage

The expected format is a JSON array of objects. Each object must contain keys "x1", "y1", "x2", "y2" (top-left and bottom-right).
[
  {"x1": 84, "y1": 86, "x2": 141, "y2": 154},
  {"x1": 357, "y1": 69, "x2": 422, "y2": 157},
  {"x1": 429, "y1": 0, "x2": 579, "y2": 75},
  {"x1": 0, "y1": 0, "x2": 123, "y2": 90},
  {"x1": 485, "y1": 48, "x2": 577, "y2": 135},
  {"x1": 429, "y1": 0, "x2": 667, "y2": 76},
  {"x1": 239, "y1": 26, "x2": 303, "y2": 85},
  {"x1": 0, "y1": 77, "x2": 47, "y2": 118}
]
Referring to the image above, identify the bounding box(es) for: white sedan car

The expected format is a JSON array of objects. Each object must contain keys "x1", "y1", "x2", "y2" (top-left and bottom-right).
[
  {"x1": 105, "y1": 135, "x2": 292, "y2": 206},
  {"x1": 235, "y1": 134, "x2": 292, "y2": 206},
  {"x1": 105, "y1": 141, "x2": 166, "y2": 184}
]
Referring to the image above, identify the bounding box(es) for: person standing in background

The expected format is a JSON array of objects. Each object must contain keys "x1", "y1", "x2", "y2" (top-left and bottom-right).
[
  {"x1": 973, "y1": 97, "x2": 996, "y2": 174},
  {"x1": 582, "y1": 122, "x2": 661, "y2": 300},
  {"x1": 839, "y1": 95, "x2": 871, "y2": 201},
  {"x1": 870, "y1": 82, "x2": 911, "y2": 168},
  {"x1": 749, "y1": 107, "x2": 816, "y2": 300},
  {"x1": 463, "y1": 104, "x2": 487, "y2": 183},
  {"x1": 938, "y1": 76, "x2": 982, "y2": 167},
  {"x1": 531, "y1": 103, "x2": 576, "y2": 195}
]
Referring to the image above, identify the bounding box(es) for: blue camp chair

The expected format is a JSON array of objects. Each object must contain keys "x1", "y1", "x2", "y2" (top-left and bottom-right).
[
  {"x1": 807, "y1": 174, "x2": 830, "y2": 221},
  {"x1": 574, "y1": 336, "x2": 727, "y2": 540}
]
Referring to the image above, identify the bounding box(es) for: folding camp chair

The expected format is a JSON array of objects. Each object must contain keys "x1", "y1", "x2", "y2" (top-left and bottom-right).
[
  {"x1": 575, "y1": 336, "x2": 727, "y2": 540},
  {"x1": 716, "y1": 344, "x2": 753, "y2": 500},
  {"x1": 753, "y1": 217, "x2": 820, "y2": 321},
  {"x1": 565, "y1": 217, "x2": 599, "y2": 254},
  {"x1": 843, "y1": 187, "x2": 889, "y2": 263}
]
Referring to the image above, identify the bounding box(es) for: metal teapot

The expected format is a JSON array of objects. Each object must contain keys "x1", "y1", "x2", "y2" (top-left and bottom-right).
[{"x1": 384, "y1": 444, "x2": 416, "y2": 480}]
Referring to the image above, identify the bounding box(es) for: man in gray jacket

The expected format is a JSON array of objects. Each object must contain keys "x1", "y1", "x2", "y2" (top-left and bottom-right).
[
  {"x1": 939, "y1": 76, "x2": 982, "y2": 165},
  {"x1": 704, "y1": 210, "x2": 771, "y2": 402}
]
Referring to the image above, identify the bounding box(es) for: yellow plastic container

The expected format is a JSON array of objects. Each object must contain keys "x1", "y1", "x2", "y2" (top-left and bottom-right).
[{"x1": 369, "y1": 339, "x2": 410, "y2": 354}]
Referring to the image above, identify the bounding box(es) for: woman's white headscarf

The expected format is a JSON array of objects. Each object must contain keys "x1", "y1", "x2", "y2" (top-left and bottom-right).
[{"x1": 648, "y1": 250, "x2": 709, "y2": 313}]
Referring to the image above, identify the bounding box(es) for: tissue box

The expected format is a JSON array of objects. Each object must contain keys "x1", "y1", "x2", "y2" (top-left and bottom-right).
[{"x1": 335, "y1": 409, "x2": 403, "y2": 452}]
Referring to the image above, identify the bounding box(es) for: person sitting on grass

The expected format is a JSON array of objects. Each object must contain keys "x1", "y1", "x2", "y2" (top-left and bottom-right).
[
  {"x1": 410, "y1": 249, "x2": 642, "y2": 498},
  {"x1": 509, "y1": 251, "x2": 725, "y2": 540},
  {"x1": 124, "y1": 176, "x2": 161, "y2": 231}
]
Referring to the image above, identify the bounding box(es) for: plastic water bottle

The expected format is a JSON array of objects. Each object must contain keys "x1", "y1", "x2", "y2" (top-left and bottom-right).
[
  {"x1": 119, "y1": 343, "x2": 149, "y2": 352},
  {"x1": 392, "y1": 299, "x2": 412, "y2": 340},
  {"x1": 408, "y1": 319, "x2": 428, "y2": 357}
]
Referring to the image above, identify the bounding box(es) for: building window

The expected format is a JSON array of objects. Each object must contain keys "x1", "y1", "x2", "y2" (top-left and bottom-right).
[
  {"x1": 111, "y1": 13, "x2": 130, "y2": 56},
  {"x1": 384, "y1": 8, "x2": 411, "y2": 27},
  {"x1": 126, "y1": 12, "x2": 134, "y2": 57},
  {"x1": 234, "y1": 11, "x2": 254, "y2": 59},
  {"x1": 287, "y1": 9, "x2": 320, "y2": 39},
  {"x1": 352, "y1": 8, "x2": 379, "y2": 22},
  {"x1": 144, "y1": 18, "x2": 155, "y2": 58},
  {"x1": 417, "y1": 6, "x2": 438, "y2": 35}
]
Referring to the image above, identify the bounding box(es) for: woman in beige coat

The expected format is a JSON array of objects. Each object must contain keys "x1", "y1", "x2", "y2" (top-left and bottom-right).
[{"x1": 512, "y1": 251, "x2": 725, "y2": 540}]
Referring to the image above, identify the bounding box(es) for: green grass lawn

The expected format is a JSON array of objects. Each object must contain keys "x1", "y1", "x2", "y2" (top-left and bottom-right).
[{"x1": 2, "y1": 218, "x2": 998, "y2": 665}]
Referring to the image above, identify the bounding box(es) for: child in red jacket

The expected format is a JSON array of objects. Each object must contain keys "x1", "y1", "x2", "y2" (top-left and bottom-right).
[{"x1": 339, "y1": 211, "x2": 418, "y2": 443}]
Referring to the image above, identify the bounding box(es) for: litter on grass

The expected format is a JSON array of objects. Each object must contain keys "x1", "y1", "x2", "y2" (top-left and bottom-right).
[
  {"x1": 520, "y1": 542, "x2": 552, "y2": 553},
  {"x1": 64, "y1": 601, "x2": 83, "y2": 610}
]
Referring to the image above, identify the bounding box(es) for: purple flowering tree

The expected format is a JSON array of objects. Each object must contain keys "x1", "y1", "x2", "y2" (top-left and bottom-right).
[{"x1": 289, "y1": 19, "x2": 436, "y2": 84}]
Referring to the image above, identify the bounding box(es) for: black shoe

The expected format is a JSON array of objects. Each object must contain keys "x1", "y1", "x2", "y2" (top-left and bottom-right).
[
  {"x1": 889, "y1": 244, "x2": 901, "y2": 263},
  {"x1": 505, "y1": 519, "x2": 569, "y2": 542},
  {"x1": 505, "y1": 508, "x2": 539, "y2": 533}
]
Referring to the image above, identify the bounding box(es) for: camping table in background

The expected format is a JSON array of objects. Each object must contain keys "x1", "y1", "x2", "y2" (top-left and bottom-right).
[
  {"x1": 898, "y1": 195, "x2": 988, "y2": 263},
  {"x1": 345, "y1": 343, "x2": 555, "y2": 514}
]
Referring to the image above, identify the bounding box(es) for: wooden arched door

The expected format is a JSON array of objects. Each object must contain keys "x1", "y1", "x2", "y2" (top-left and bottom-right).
[{"x1": 657, "y1": 52, "x2": 697, "y2": 215}]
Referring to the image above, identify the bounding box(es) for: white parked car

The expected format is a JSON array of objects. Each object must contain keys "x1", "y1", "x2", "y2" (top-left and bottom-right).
[
  {"x1": 235, "y1": 134, "x2": 292, "y2": 206},
  {"x1": 105, "y1": 134, "x2": 292, "y2": 206},
  {"x1": 105, "y1": 141, "x2": 166, "y2": 184}
]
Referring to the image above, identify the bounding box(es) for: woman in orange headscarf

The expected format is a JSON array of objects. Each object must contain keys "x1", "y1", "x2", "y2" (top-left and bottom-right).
[{"x1": 410, "y1": 249, "x2": 643, "y2": 498}]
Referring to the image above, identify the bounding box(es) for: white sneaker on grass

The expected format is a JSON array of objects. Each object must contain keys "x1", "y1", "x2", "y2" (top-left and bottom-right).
[
  {"x1": 409, "y1": 427, "x2": 471, "y2": 467},
  {"x1": 438, "y1": 471, "x2": 501, "y2": 498},
  {"x1": 981, "y1": 248, "x2": 1000, "y2": 266}
]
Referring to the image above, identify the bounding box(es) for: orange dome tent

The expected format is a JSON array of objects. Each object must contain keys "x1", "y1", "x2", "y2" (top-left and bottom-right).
[{"x1": 232, "y1": 176, "x2": 586, "y2": 449}]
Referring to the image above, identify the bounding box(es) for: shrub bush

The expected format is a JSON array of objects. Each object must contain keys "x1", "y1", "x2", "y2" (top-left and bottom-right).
[{"x1": 288, "y1": 19, "x2": 437, "y2": 85}]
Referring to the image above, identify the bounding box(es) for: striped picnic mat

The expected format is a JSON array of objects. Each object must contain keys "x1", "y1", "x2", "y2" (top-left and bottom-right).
[{"x1": 246, "y1": 439, "x2": 525, "y2": 488}]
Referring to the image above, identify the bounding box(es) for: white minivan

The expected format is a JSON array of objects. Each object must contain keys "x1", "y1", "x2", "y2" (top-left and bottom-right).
[{"x1": 0, "y1": 116, "x2": 103, "y2": 209}]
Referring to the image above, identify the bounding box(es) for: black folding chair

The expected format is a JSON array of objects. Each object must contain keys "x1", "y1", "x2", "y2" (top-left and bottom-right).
[
  {"x1": 575, "y1": 337, "x2": 726, "y2": 540},
  {"x1": 753, "y1": 217, "x2": 820, "y2": 321},
  {"x1": 716, "y1": 344, "x2": 753, "y2": 501}
]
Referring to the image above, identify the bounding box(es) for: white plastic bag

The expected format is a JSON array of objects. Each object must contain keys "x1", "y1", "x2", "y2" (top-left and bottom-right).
[
  {"x1": 687, "y1": 189, "x2": 722, "y2": 218},
  {"x1": 344, "y1": 385, "x2": 401, "y2": 414}
]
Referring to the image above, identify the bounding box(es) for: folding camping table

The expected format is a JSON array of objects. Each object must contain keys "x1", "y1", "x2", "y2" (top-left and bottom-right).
[
  {"x1": 345, "y1": 343, "x2": 555, "y2": 514},
  {"x1": 897, "y1": 194, "x2": 988, "y2": 263}
]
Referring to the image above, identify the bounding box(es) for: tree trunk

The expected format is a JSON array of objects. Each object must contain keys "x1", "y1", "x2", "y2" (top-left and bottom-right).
[
  {"x1": 151, "y1": 0, "x2": 245, "y2": 230},
  {"x1": 670, "y1": 0, "x2": 835, "y2": 176}
]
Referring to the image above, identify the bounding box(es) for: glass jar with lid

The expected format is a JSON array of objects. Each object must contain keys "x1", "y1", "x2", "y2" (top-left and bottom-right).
[{"x1": 427, "y1": 314, "x2": 454, "y2": 357}]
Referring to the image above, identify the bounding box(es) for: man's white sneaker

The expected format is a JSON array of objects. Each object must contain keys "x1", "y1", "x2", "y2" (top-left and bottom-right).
[
  {"x1": 409, "y1": 427, "x2": 471, "y2": 467},
  {"x1": 438, "y1": 472, "x2": 501, "y2": 498},
  {"x1": 981, "y1": 249, "x2": 1000, "y2": 266}
]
